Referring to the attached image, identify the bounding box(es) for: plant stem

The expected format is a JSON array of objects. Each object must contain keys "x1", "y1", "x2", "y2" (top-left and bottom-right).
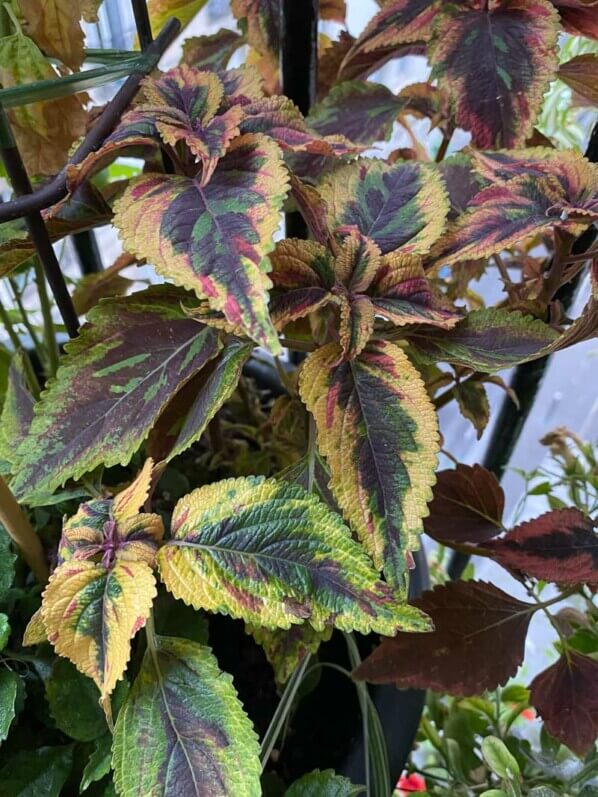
[
  {"x1": 260, "y1": 653, "x2": 311, "y2": 769},
  {"x1": 8, "y1": 277, "x2": 44, "y2": 363},
  {"x1": 0, "y1": 475, "x2": 48, "y2": 584},
  {"x1": 435, "y1": 129, "x2": 453, "y2": 163},
  {"x1": 0, "y1": 299, "x2": 41, "y2": 398},
  {"x1": 33, "y1": 260, "x2": 59, "y2": 377}
]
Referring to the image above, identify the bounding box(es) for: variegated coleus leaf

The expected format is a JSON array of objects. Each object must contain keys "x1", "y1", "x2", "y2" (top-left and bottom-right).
[
  {"x1": 67, "y1": 65, "x2": 264, "y2": 191},
  {"x1": 42, "y1": 559, "x2": 156, "y2": 707},
  {"x1": 114, "y1": 134, "x2": 288, "y2": 352},
  {"x1": 11, "y1": 286, "x2": 222, "y2": 502},
  {"x1": 307, "y1": 81, "x2": 406, "y2": 145},
  {"x1": 550, "y1": 0, "x2": 598, "y2": 39},
  {"x1": 0, "y1": 352, "x2": 35, "y2": 475},
  {"x1": 338, "y1": 0, "x2": 439, "y2": 81},
  {"x1": 434, "y1": 150, "x2": 598, "y2": 265},
  {"x1": 158, "y1": 476, "x2": 430, "y2": 633},
  {"x1": 231, "y1": 0, "x2": 280, "y2": 93},
  {"x1": 113, "y1": 635, "x2": 261, "y2": 797},
  {"x1": 320, "y1": 159, "x2": 449, "y2": 256},
  {"x1": 408, "y1": 308, "x2": 559, "y2": 373},
  {"x1": 238, "y1": 95, "x2": 358, "y2": 156},
  {"x1": 299, "y1": 340, "x2": 439, "y2": 589},
  {"x1": 247, "y1": 623, "x2": 332, "y2": 685},
  {"x1": 429, "y1": 0, "x2": 559, "y2": 149},
  {"x1": 139, "y1": 66, "x2": 244, "y2": 186},
  {"x1": 270, "y1": 232, "x2": 459, "y2": 359},
  {"x1": 58, "y1": 459, "x2": 164, "y2": 568}
]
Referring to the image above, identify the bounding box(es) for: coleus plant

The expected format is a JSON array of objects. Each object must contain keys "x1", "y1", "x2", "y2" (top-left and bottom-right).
[{"x1": 0, "y1": 0, "x2": 596, "y2": 794}]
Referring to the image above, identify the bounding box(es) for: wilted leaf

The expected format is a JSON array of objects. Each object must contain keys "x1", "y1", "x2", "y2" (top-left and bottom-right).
[
  {"x1": 354, "y1": 581, "x2": 535, "y2": 695},
  {"x1": 409, "y1": 308, "x2": 559, "y2": 373},
  {"x1": 19, "y1": 0, "x2": 85, "y2": 69},
  {"x1": 320, "y1": 159, "x2": 448, "y2": 256},
  {"x1": 182, "y1": 28, "x2": 245, "y2": 70},
  {"x1": 42, "y1": 559, "x2": 156, "y2": 704},
  {"x1": 530, "y1": 651, "x2": 598, "y2": 755},
  {"x1": 112, "y1": 635, "x2": 261, "y2": 797},
  {"x1": 429, "y1": 1, "x2": 559, "y2": 148},
  {"x1": 158, "y1": 476, "x2": 429, "y2": 634},
  {"x1": 453, "y1": 379, "x2": 490, "y2": 439},
  {"x1": 0, "y1": 33, "x2": 87, "y2": 176},
  {"x1": 248, "y1": 623, "x2": 332, "y2": 684},
  {"x1": 114, "y1": 134, "x2": 288, "y2": 351},
  {"x1": 12, "y1": 287, "x2": 221, "y2": 501},
  {"x1": 424, "y1": 464, "x2": 504, "y2": 544},
  {"x1": 308, "y1": 81, "x2": 405, "y2": 145},
  {"x1": 320, "y1": 0, "x2": 346, "y2": 23},
  {"x1": 300, "y1": 340, "x2": 439, "y2": 587},
  {"x1": 0, "y1": 353, "x2": 35, "y2": 474},
  {"x1": 339, "y1": 0, "x2": 439, "y2": 81},
  {"x1": 487, "y1": 508, "x2": 598, "y2": 584},
  {"x1": 23, "y1": 606, "x2": 47, "y2": 646},
  {"x1": 284, "y1": 769, "x2": 364, "y2": 797},
  {"x1": 558, "y1": 54, "x2": 598, "y2": 106}
]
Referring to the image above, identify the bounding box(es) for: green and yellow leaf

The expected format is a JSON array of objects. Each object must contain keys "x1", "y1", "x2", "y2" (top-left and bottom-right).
[
  {"x1": 112, "y1": 635, "x2": 261, "y2": 797},
  {"x1": 299, "y1": 340, "x2": 439, "y2": 588},
  {"x1": 42, "y1": 559, "x2": 156, "y2": 704},
  {"x1": 320, "y1": 159, "x2": 448, "y2": 255},
  {"x1": 248, "y1": 623, "x2": 332, "y2": 685},
  {"x1": 158, "y1": 476, "x2": 429, "y2": 634},
  {"x1": 0, "y1": 353, "x2": 35, "y2": 474},
  {"x1": 114, "y1": 134, "x2": 288, "y2": 352}
]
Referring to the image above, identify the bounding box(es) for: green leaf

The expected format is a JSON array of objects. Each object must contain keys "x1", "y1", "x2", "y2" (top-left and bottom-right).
[
  {"x1": 0, "y1": 614, "x2": 10, "y2": 651},
  {"x1": 284, "y1": 769, "x2": 364, "y2": 797},
  {"x1": 0, "y1": 352, "x2": 35, "y2": 474},
  {"x1": 0, "y1": 668, "x2": 19, "y2": 743},
  {"x1": 158, "y1": 476, "x2": 429, "y2": 634},
  {"x1": 320, "y1": 159, "x2": 448, "y2": 256},
  {"x1": 45, "y1": 659, "x2": 111, "y2": 741},
  {"x1": 481, "y1": 736, "x2": 521, "y2": 779},
  {"x1": 11, "y1": 286, "x2": 222, "y2": 501},
  {"x1": 0, "y1": 745, "x2": 73, "y2": 796},
  {"x1": 429, "y1": 1, "x2": 559, "y2": 148},
  {"x1": 0, "y1": 528, "x2": 16, "y2": 604},
  {"x1": 409, "y1": 308, "x2": 559, "y2": 374},
  {"x1": 114, "y1": 134, "x2": 289, "y2": 352},
  {"x1": 112, "y1": 635, "x2": 261, "y2": 797},
  {"x1": 299, "y1": 340, "x2": 439, "y2": 588},
  {"x1": 80, "y1": 733, "x2": 112, "y2": 792}
]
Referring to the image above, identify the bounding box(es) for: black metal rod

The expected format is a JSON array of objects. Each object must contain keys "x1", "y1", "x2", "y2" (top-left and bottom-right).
[
  {"x1": 0, "y1": 106, "x2": 80, "y2": 337},
  {"x1": 280, "y1": 0, "x2": 318, "y2": 241},
  {"x1": 132, "y1": 0, "x2": 154, "y2": 48},
  {"x1": 0, "y1": 17, "x2": 180, "y2": 223},
  {"x1": 73, "y1": 230, "x2": 103, "y2": 274}
]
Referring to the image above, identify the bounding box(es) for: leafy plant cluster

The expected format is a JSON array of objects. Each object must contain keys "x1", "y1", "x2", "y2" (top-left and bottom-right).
[{"x1": 0, "y1": 0, "x2": 596, "y2": 795}]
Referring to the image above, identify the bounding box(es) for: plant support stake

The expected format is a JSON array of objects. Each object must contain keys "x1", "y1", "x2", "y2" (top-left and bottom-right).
[{"x1": 0, "y1": 105, "x2": 80, "y2": 338}]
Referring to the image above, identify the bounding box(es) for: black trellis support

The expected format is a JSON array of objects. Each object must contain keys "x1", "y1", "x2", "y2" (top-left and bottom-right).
[
  {"x1": 280, "y1": 0, "x2": 318, "y2": 241},
  {"x1": 0, "y1": 9, "x2": 179, "y2": 338},
  {"x1": 448, "y1": 120, "x2": 598, "y2": 582}
]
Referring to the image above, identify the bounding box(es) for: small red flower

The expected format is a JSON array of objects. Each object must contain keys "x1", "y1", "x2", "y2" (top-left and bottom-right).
[
  {"x1": 521, "y1": 707, "x2": 536, "y2": 721},
  {"x1": 396, "y1": 772, "x2": 426, "y2": 793}
]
